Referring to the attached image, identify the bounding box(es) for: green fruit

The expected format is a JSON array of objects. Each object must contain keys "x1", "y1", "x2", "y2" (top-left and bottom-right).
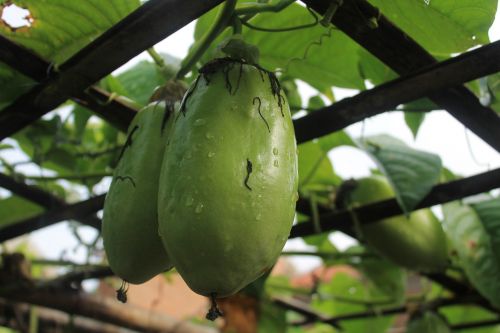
[
  {"x1": 102, "y1": 102, "x2": 174, "y2": 284},
  {"x1": 158, "y1": 58, "x2": 298, "y2": 298},
  {"x1": 348, "y1": 175, "x2": 448, "y2": 272},
  {"x1": 407, "y1": 312, "x2": 450, "y2": 333}
]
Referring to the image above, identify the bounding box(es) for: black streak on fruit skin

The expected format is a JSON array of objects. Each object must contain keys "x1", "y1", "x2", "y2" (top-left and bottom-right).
[
  {"x1": 180, "y1": 58, "x2": 286, "y2": 118},
  {"x1": 253, "y1": 96, "x2": 270, "y2": 133},
  {"x1": 115, "y1": 176, "x2": 136, "y2": 188},
  {"x1": 161, "y1": 105, "x2": 173, "y2": 134},
  {"x1": 116, "y1": 125, "x2": 139, "y2": 164},
  {"x1": 244, "y1": 159, "x2": 253, "y2": 191},
  {"x1": 180, "y1": 76, "x2": 201, "y2": 116}
]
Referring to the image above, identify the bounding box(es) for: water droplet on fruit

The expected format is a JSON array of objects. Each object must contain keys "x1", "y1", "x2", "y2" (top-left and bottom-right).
[
  {"x1": 272, "y1": 148, "x2": 279, "y2": 155},
  {"x1": 208, "y1": 151, "x2": 215, "y2": 158},
  {"x1": 205, "y1": 132, "x2": 214, "y2": 140},
  {"x1": 194, "y1": 119, "x2": 206, "y2": 126},
  {"x1": 195, "y1": 203, "x2": 204, "y2": 214},
  {"x1": 185, "y1": 196, "x2": 194, "y2": 207},
  {"x1": 273, "y1": 160, "x2": 279, "y2": 167},
  {"x1": 293, "y1": 192, "x2": 299, "y2": 202}
]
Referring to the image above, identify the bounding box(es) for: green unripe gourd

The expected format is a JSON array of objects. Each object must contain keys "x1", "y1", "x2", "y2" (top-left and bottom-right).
[
  {"x1": 158, "y1": 58, "x2": 298, "y2": 298},
  {"x1": 348, "y1": 175, "x2": 448, "y2": 272},
  {"x1": 102, "y1": 102, "x2": 174, "y2": 284}
]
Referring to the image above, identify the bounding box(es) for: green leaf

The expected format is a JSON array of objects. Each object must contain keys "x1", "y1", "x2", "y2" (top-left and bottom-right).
[
  {"x1": 357, "y1": 254, "x2": 407, "y2": 303},
  {"x1": 357, "y1": 134, "x2": 442, "y2": 214},
  {"x1": 0, "y1": 65, "x2": 35, "y2": 110},
  {"x1": 258, "y1": 300, "x2": 287, "y2": 333},
  {"x1": 243, "y1": 4, "x2": 365, "y2": 90},
  {"x1": 192, "y1": 3, "x2": 366, "y2": 90},
  {"x1": 307, "y1": 96, "x2": 325, "y2": 110},
  {"x1": 402, "y1": 98, "x2": 437, "y2": 139},
  {"x1": 358, "y1": 48, "x2": 397, "y2": 85},
  {"x1": 0, "y1": 195, "x2": 44, "y2": 228},
  {"x1": 298, "y1": 140, "x2": 341, "y2": 193},
  {"x1": 443, "y1": 201, "x2": 500, "y2": 308},
  {"x1": 114, "y1": 60, "x2": 168, "y2": 106},
  {"x1": 287, "y1": 323, "x2": 338, "y2": 333},
  {"x1": 0, "y1": 0, "x2": 140, "y2": 107},
  {"x1": 367, "y1": 0, "x2": 496, "y2": 55},
  {"x1": 0, "y1": 0, "x2": 140, "y2": 63},
  {"x1": 318, "y1": 131, "x2": 355, "y2": 153},
  {"x1": 487, "y1": 73, "x2": 500, "y2": 114},
  {"x1": 407, "y1": 312, "x2": 451, "y2": 333},
  {"x1": 312, "y1": 273, "x2": 395, "y2": 333},
  {"x1": 72, "y1": 105, "x2": 93, "y2": 141},
  {"x1": 281, "y1": 78, "x2": 302, "y2": 113},
  {"x1": 404, "y1": 112, "x2": 425, "y2": 139},
  {"x1": 441, "y1": 305, "x2": 498, "y2": 328},
  {"x1": 472, "y1": 198, "x2": 500, "y2": 267}
]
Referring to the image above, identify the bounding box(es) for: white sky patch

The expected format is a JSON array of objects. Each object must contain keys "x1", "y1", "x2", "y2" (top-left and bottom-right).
[{"x1": 1, "y1": 4, "x2": 32, "y2": 29}]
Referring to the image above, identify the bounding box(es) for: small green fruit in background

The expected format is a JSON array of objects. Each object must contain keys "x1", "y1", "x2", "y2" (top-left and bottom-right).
[{"x1": 347, "y1": 175, "x2": 448, "y2": 272}]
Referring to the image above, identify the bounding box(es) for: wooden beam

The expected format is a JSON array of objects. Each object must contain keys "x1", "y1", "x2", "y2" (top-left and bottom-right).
[
  {"x1": 294, "y1": 41, "x2": 500, "y2": 143},
  {"x1": 0, "y1": 194, "x2": 105, "y2": 242},
  {"x1": 290, "y1": 168, "x2": 500, "y2": 237},
  {"x1": 0, "y1": 173, "x2": 101, "y2": 230},
  {"x1": 301, "y1": 0, "x2": 500, "y2": 152}
]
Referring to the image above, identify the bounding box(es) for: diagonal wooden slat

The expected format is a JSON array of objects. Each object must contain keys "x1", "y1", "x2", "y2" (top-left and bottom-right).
[
  {"x1": 0, "y1": 0, "x2": 224, "y2": 140},
  {"x1": 290, "y1": 168, "x2": 500, "y2": 238},
  {"x1": 302, "y1": 0, "x2": 500, "y2": 152},
  {"x1": 0, "y1": 173, "x2": 101, "y2": 228},
  {"x1": 294, "y1": 40, "x2": 500, "y2": 143},
  {"x1": 0, "y1": 194, "x2": 105, "y2": 242},
  {"x1": 0, "y1": 32, "x2": 136, "y2": 132}
]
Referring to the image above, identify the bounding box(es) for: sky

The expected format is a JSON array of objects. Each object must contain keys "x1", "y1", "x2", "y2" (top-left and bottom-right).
[{"x1": 2, "y1": 2, "x2": 500, "y2": 273}]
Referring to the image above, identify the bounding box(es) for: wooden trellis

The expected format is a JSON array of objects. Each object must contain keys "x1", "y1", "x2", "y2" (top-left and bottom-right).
[{"x1": 1, "y1": 0, "x2": 500, "y2": 331}]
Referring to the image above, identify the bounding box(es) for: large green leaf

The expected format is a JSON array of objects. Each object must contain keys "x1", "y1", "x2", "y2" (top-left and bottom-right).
[
  {"x1": 473, "y1": 198, "x2": 500, "y2": 267},
  {"x1": 368, "y1": 0, "x2": 496, "y2": 55},
  {"x1": 357, "y1": 134, "x2": 442, "y2": 214},
  {"x1": 243, "y1": 4, "x2": 365, "y2": 90},
  {"x1": 0, "y1": 0, "x2": 140, "y2": 108},
  {"x1": 191, "y1": 3, "x2": 365, "y2": 90},
  {"x1": 0, "y1": 195, "x2": 44, "y2": 228},
  {"x1": 443, "y1": 201, "x2": 500, "y2": 308},
  {"x1": 0, "y1": 0, "x2": 140, "y2": 63}
]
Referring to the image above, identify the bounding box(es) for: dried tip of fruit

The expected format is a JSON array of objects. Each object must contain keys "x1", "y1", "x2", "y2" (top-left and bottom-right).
[{"x1": 205, "y1": 293, "x2": 223, "y2": 321}]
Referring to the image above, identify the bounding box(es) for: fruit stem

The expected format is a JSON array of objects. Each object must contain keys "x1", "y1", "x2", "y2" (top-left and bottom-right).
[{"x1": 176, "y1": 0, "x2": 237, "y2": 80}]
